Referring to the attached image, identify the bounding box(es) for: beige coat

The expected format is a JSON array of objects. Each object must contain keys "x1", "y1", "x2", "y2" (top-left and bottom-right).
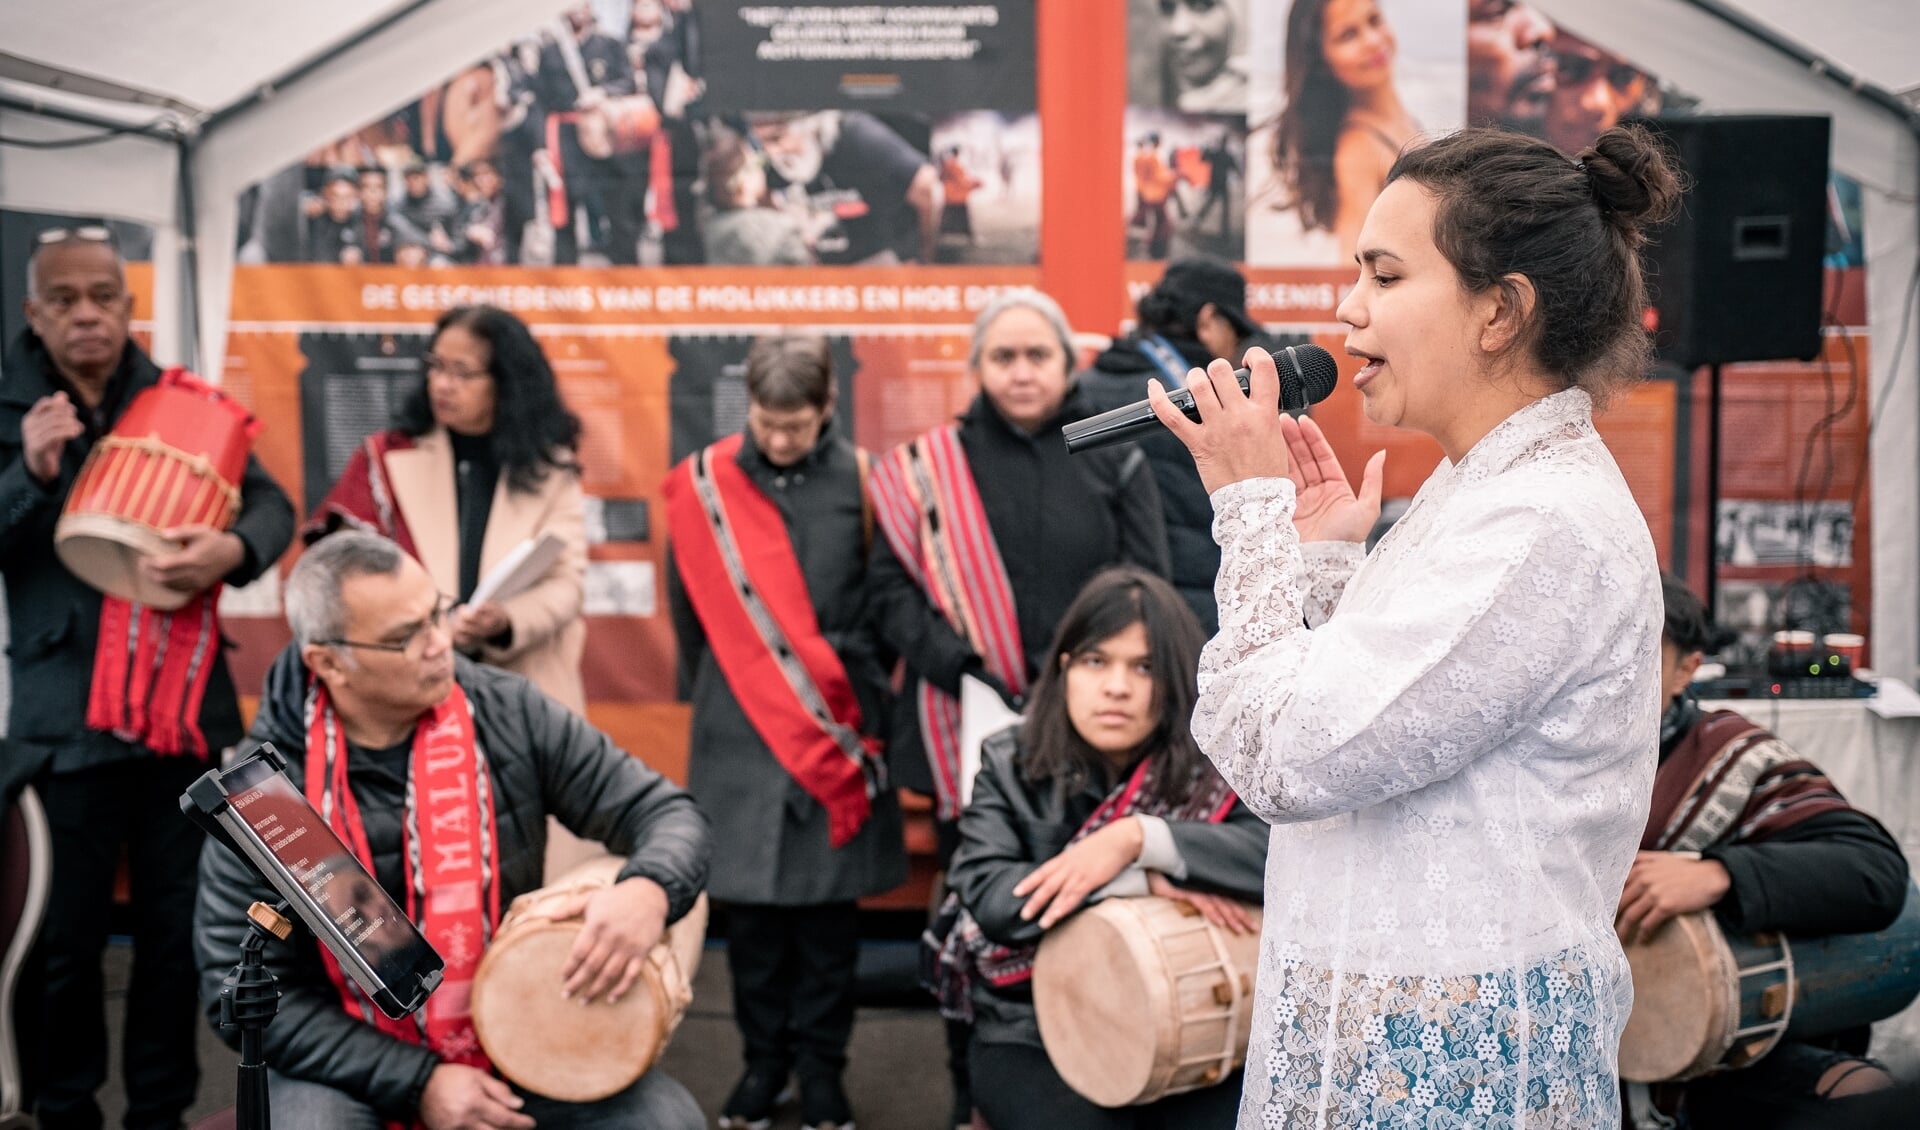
[{"x1": 383, "y1": 428, "x2": 588, "y2": 713}]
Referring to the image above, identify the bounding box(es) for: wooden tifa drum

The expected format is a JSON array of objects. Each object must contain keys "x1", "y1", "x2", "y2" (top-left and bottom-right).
[
  {"x1": 1620, "y1": 881, "x2": 1920, "y2": 1082},
  {"x1": 469, "y1": 855, "x2": 707, "y2": 1102},
  {"x1": 1033, "y1": 895, "x2": 1262, "y2": 1107},
  {"x1": 54, "y1": 369, "x2": 258, "y2": 610}
]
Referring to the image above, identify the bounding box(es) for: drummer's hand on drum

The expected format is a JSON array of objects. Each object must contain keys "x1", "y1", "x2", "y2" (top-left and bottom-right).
[
  {"x1": 419, "y1": 1063, "x2": 534, "y2": 1130},
  {"x1": 451, "y1": 602, "x2": 511, "y2": 651},
  {"x1": 141, "y1": 526, "x2": 245, "y2": 595},
  {"x1": 1013, "y1": 817, "x2": 1145, "y2": 930},
  {"x1": 22, "y1": 392, "x2": 85, "y2": 484},
  {"x1": 555, "y1": 876, "x2": 670, "y2": 1005},
  {"x1": 1615, "y1": 850, "x2": 1731, "y2": 946},
  {"x1": 1145, "y1": 872, "x2": 1256, "y2": 936}
]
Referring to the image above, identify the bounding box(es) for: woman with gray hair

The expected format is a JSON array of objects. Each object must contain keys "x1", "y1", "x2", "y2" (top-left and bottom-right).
[{"x1": 866, "y1": 289, "x2": 1170, "y2": 1129}]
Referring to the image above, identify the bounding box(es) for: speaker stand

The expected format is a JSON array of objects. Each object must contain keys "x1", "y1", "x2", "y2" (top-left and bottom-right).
[{"x1": 1704, "y1": 362, "x2": 1723, "y2": 622}]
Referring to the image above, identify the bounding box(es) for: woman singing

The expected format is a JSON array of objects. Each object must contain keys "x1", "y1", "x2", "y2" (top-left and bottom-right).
[
  {"x1": 930, "y1": 567, "x2": 1265, "y2": 1129},
  {"x1": 1150, "y1": 125, "x2": 1682, "y2": 1126}
]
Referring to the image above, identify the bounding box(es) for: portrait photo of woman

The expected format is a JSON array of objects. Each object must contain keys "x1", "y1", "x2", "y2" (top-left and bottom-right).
[{"x1": 1245, "y1": 0, "x2": 1463, "y2": 266}]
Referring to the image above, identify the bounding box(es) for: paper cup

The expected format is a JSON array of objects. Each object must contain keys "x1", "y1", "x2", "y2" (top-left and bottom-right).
[{"x1": 1822, "y1": 633, "x2": 1866, "y2": 669}]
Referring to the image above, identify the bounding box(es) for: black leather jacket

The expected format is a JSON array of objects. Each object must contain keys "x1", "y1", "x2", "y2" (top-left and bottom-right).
[
  {"x1": 193, "y1": 649, "x2": 710, "y2": 1118},
  {"x1": 948, "y1": 728, "x2": 1268, "y2": 1046}
]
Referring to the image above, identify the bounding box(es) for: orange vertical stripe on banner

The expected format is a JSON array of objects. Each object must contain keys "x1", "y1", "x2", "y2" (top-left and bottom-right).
[{"x1": 1038, "y1": 0, "x2": 1126, "y2": 338}]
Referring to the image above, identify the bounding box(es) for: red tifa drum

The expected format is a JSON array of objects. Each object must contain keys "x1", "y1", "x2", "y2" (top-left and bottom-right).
[
  {"x1": 1620, "y1": 882, "x2": 1920, "y2": 1082},
  {"x1": 54, "y1": 370, "x2": 258, "y2": 610},
  {"x1": 1033, "y1": 895, "x2": 1263, "y2": 1107},
  {"x1": 469, "y1": 856, "x2": 707, "y2": 1102}
]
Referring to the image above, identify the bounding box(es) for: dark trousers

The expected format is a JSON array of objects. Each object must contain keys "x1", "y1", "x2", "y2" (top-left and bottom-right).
[
  {"x1": 26, "y1": 756, "x2": 207, "y2": 1130},
  {"x1": 970, "y1": 1041, "x2": 1242, "y2": 1130},
  {"x1": 724, "y1": 902, "x2": 860, "y2": 1080},
  {"x1": 935, "y1": 818, "x2": 972, "y2": 1112}
]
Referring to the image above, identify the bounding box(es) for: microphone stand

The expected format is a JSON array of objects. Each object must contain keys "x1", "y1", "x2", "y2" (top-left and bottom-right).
[{"x1": 220, "y1": 901, "x2": 293, "y2": 1130}]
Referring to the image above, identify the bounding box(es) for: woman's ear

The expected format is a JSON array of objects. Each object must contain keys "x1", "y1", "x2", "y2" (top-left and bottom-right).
[
  {"x1": 1059, "y1": 652, "x2": 1072, "y2": 672},
  {"x1": 1480, "y1": 274, "x2": 1537, "y2": 355}
]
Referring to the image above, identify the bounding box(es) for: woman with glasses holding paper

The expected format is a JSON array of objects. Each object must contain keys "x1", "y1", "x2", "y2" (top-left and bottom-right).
[{"x1": 306, "y1": 304, "x2": 588, "y2": 715}]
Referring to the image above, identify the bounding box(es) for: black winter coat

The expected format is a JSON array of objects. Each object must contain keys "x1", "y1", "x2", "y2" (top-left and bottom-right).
[
  {"x1": 948, "y1": 728, "x2": 1267, "y2": 1047},
  {"x1": 667, "y1": 428, "x2": 906, "y2": 905},
  {"x1": 0, "y1": 332, "x2": 294, "y2": 776},
  {"x1": 867, "y1": 388, "x2": 1171, "y2": 796},
  {"x1": 193, "y1": 650, "x2": 711, "y2": 1119},
  {"x1": 1077, "y1": 334, "x2": 1222, "y2": 633}
]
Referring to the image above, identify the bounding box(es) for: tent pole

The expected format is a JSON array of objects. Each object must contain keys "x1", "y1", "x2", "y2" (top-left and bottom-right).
[
  {"x1": 0, "y1": 91, "x2": 182, "y2": 140},
  {"x1": 175, "y1": 134, "x2": 201, "y2": 372},
  {"x1": 198, "y1": 0, "x2": 438, "y2": 136},
  {"x1": 1674, "y1": 0, "x2": 1920, "y2": 136}
]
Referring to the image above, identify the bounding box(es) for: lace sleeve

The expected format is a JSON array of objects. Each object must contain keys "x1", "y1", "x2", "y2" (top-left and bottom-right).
[
  {"x1": 1197, "y1": 482, "x2": 1613, "y2": 823},
  {"x1": 1299, "y1": 540, "x2": 1364, "y2": 626}
]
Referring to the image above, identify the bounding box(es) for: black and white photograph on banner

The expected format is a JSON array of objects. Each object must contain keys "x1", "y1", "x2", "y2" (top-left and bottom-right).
[
  {"x1": 1123, "y1": 110, "x2": 1247, "y2": 262},
  {"x1": 1127, "y1": 0, "x2": 1251, "y2": 117},
  {"x1": 237, "y1": 0, "x2": 1038, "y2": 268},
  {"x1": 1244, "y1": 0, "x2": 1465, "y2": 266}
]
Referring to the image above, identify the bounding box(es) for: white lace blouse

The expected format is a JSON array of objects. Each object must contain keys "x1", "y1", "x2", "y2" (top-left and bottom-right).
[{"x1": 1198, "y1": 390, "x2": 1661, "y2": 1128}]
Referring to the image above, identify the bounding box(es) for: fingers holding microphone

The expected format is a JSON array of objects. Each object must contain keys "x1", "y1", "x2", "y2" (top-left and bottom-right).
[{"x1": 1148, "y1": 348, "x2": 1292, "y2": 496}]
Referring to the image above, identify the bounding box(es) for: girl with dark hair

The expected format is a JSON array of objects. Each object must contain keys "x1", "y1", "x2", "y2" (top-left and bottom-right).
[
  {"x1": 308, "y1": 304, "x2": 590, "y2": 716},
  {"x1": 930, "y1": 566, "x2": 1266, "y2": 1130},
  {"x1": 1149, "y1": 125, "x2": 1683, "y2": 1125},
  {"x1": 1269, "y1": 0, "x2": 1420, "y2": 260}
]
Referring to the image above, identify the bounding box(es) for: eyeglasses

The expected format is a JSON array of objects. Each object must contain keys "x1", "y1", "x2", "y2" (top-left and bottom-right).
[
  {"x1": 35, "y1": 225, "x2": 117, "y2": 248},
  {"x1": 320, "y1": 594, "x2": 454, "y2": 656},
  {"x1": 423, "y1": 353, "x2": 490, "y2": 382}
]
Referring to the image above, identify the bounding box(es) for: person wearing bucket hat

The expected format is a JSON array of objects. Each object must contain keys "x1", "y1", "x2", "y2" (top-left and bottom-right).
[{"x1": 1079, "y1": 256, "x2": 1267, "y2": 633}]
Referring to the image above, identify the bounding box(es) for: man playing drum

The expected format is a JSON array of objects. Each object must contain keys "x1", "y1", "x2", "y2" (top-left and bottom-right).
[
  {"x1": 1619, "y1": 575, "x2": 1909, "y2": 1128},
  {"x1": 1, "y1": 226, "x2": 295, "y2": 1130},
  {"x1": 191, "y1": 532, "x2": 710, "y2": 1129}
]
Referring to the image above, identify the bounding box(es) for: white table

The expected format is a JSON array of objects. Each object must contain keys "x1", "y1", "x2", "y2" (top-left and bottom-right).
[{"x1": 1700, "y1": 693, "x2": 1920, "y2": 1077}]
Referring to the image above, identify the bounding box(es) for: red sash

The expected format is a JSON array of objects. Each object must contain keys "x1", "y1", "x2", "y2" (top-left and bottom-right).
[
  {"x1": 305, "y1": 680, "x2": 500, "y2": 1081},
  {"x1": 664, "y1": 434, "x2": 878, "y2": 846},
  {"x1": 303, "y1": 430, "x2": 420, "y2": 555},
  {"x1": 868, "y1": 426, "x2": 1024, "y2": 819}
]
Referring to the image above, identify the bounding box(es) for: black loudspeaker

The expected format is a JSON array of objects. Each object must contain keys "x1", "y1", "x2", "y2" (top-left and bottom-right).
[{"x1": 1639, "y1": 114, "x2": 1831, "y2": 369}]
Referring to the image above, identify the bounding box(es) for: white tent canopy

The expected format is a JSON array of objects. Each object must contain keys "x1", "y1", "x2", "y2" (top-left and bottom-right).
[
  {"x1": 2, "y1": 0, "x2": 1918, "y2": 678},
  {"x1": 0, "y1": 0, "x2": 574, "y2": 367}
]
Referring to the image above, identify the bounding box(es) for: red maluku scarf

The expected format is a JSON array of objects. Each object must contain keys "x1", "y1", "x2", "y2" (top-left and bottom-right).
[
  {"x1": 664, "y1": 433, "x2": 881, "y2": 846},
  {"x1": 305, "y1": 680, "x2": 501, "y2": 1088}
]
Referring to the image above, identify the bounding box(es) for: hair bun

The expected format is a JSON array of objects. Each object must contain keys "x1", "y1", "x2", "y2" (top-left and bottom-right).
[{"x1": 1577, "y1": 123, "x2": 1684, "y2": 239}]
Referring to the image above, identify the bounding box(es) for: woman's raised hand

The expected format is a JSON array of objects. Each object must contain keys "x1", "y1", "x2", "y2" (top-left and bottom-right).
[{"x1": 1281, "y1": 414, "x2": 1384, "y2": 544}]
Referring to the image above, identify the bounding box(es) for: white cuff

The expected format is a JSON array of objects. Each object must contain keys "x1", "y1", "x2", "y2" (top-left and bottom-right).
[
  {"x1": 1093, "y1": 865, "x2": 1151, "y2": 902},
  {"x1": 1134, "y1": 814, "x2": 1188, "y2": 880}
]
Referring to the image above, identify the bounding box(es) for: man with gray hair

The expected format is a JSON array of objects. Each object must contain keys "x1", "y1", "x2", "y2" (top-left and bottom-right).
[
  {"x1": 2, "y1": 224, "x2": 294, "y2": 1130},
  {"x1": 193, "y1": 531, "x2": 709, "y2": 1129}
]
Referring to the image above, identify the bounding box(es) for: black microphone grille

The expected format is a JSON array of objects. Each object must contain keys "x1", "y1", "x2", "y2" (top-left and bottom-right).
[{"x1": 1279, "y1": 344, "x2": 1340, "y2": 406}]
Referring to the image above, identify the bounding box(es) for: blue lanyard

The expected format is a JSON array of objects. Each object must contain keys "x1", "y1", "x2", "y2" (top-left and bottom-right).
[{"x1": 1136, "y1": 334, "x2": 1193, "y2": 385}]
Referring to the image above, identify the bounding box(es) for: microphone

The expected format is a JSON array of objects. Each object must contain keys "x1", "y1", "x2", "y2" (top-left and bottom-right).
[{"x1": 1063, "y1": 344, "x2": 1341, "y2": 453}]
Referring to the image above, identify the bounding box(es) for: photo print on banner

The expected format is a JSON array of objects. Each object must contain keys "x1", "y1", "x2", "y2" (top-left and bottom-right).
[
  {"x1": 238, "y1": 0, "x2": 1039, "y2": 268},
  {"x1": 1244, "y1": 0, "x2": 1465, "y2": 267},
  {"x1": 1124, "y1": 0, "x2": 1250, "y2": 262}
]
